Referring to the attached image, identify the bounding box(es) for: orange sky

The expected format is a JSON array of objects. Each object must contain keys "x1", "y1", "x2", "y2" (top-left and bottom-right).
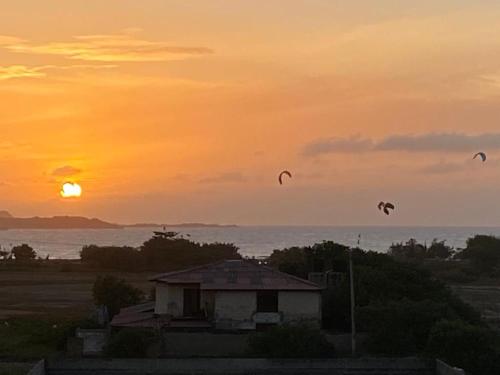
[{"x1": 2, "y1": 1, "x2": 500, "y2": 225}]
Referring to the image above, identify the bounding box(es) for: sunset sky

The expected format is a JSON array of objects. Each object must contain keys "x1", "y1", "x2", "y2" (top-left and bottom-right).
[{"x1": 3, "y1": 1, "x2": 500, "y2": 225}]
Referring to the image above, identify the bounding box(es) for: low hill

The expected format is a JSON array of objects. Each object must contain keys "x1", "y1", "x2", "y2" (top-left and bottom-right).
[{"x1": 0, "y1": 216, "x2": 122, "y2": 229}]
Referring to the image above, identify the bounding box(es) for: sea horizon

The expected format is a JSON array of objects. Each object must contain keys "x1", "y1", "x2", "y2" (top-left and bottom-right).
[{"x1": 0, "y1": 225, "x2": 499, "y2": 260}]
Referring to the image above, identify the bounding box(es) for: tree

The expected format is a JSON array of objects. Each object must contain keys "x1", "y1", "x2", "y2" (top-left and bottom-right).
[
  {"x1": 388, "y1": 239, "x2": 427, "y2": 260},
  {"x1": 92, "y1": 275, "x2": 144, "y2": 318},
  {"x1": 427, "y1": 239, "x2": 453, "y2": 259},
  {"x1": 247, "y1": 324, "x2": 335, "y2": 358},
  {"x1": 11, "y1": 244, "x2": 36, "y2": 261},
  {"x1": 456, "y1": 235, "x2": 500, "y2": 273},
  {"x1": 426, "y1": 320, "x2": 500, "y2": 375},
  {"x1": 81, "y1": 245, "x2": 143, "y2": 271}
]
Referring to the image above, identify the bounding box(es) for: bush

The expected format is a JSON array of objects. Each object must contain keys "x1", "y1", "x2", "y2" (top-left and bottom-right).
[
  {"x1": 92, "y1": 275, "x2": 144, "y2": 318},
  {"x1": 247, "y1": 324, "x2": 335, "y2": 358},
  {"x1": 11, "y1": 244, "x2": 36, "y2": 261},
  {"x1": 456, "y1": 235, "x2": 500, "y2": 274},
  {"x1": 426, "y1": 320, "x2": 500, "y2": 375},
  {"x1": 80, "y1": 233, "x2": 241, "y2": 271},
  {"x1": 80, "y1": 245, "x2": 143, "y2": 271},
  {"x1": 358, "y1": 299, "x2": 472, "y2": 356},
  {"x1": 105, "y1": 329, "x2": 157, "y2": 358}
]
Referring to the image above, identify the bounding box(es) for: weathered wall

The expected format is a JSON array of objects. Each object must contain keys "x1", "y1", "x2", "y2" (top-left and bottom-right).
[
  {"x1": 162, "y1": 332, "x2": 248, "y2": 357},
  {"x1": 47, "y1": 357, "x2": 435, "y2": 375},
  {"x1": 279, "y1": 291, "x2": 322, "y2": 327},
  {"x1": 214, "y1": 291, "x2": 256, "y2": 330},
  {"x1": 155, "y1": 284, "x2": 184, "y2": 316},
  {"x1": 154, "y1": 284, "x2": 169, "y2": 314},
  {"x1": 435, "y1": 359, "x2": 466, "y2": 375},
  {"x1": 75, "y1": 329, "x2": 108, "y2": 356},
  {"x1": 156, "y1": 286, "x2": 322, "y2": 330},
  {"x1": 28, "y1": 360, "x2": 46, "y2": 375}
]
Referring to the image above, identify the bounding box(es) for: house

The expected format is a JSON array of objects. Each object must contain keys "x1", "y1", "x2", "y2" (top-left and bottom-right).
[{"x1": 111, "y1": 259, "x2": 322, "y2": 331}]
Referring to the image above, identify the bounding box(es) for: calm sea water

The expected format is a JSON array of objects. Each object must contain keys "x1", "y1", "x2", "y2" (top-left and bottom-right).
[{"x1": 1, "y1": 226, "x2": 500, "y2": 259}]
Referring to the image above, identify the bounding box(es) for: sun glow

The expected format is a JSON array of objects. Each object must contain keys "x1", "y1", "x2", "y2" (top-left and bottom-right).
[{"x1": 60, "y1": 182, "x2": 82, "y2": 198}]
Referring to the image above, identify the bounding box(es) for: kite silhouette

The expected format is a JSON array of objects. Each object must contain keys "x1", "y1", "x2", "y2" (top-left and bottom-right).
[
  {"x1": 278, "y1": 170, "x2": 292, "y2": 185},
  {"x1": 378, "y1": 201, "x2": 395, "y2": 215}
]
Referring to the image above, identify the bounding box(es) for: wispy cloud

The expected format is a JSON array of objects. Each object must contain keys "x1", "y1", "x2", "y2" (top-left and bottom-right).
[
  {"x1": 0, "y1": 65, "x2": 46, "y2": 80},
  {"x1": 302, "y1": 133, "x2": 500, "y2": 157},
  {"x1": 51, "y1": 165, "x2": 82, "y2": 177},
  {"x1": 418, "y1": 161, "x2": 467, "y2": 174},
  {"x1": 0, "y1": 64, "x2": 116, "y2": 81},
  {"x1": 199, "y1": 172, "x2": 246, "y2": 184},
  {"x1": 375, "y1": 133, "x2": 500, "y2": 152},
  {"x1": 1, "y1": 33, "x2": 213, "y2": 62},
  {"x1": 302, "y1": 136, "x2": 373, "y2": 157}
]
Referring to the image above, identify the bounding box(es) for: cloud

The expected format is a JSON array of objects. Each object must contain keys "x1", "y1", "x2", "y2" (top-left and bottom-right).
[
  {"x1": 301, "y1": 136, "x2": 373, "y2": 157},
  {"x1": 199, "y1": 172, "x2": 246, "y2": 184},
  {"x1": 3, "y1": 33, "x2": 213, "y2": 62},
  {"x1": 0, "y1": 65, "x2": 46, "y2": 80},
  {"x1": 302, "y1": 132, "x2": 500, "y2": 157},
  {"x1": 51, "y1": 165, "x2": 82, "y2": 177},
  {"x1": 0, "y1": 64, "x2": 116, "y2": 81},
  {"x1": 375, "y1": 133, "x2": 500, "y2": 152},
  {"x1": 419, "y1": 161, "x2": 467, "y2": 174}
]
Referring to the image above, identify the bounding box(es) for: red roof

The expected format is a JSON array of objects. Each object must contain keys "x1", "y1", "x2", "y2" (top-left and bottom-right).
[{"x1": 150, "y1": 260, "x2": 321, "y2": 291}]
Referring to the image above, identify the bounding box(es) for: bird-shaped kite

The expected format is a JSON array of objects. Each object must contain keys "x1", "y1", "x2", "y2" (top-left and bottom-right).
[
  {"x1": 278, "y1": 170, "x2": 292, "y2": 185},
  {"x1": 378, "y1": 201, "x2": 395, "y2": 215},
  {"x1": 473, "y1": 152, "x2": 487, "y2": 162}
]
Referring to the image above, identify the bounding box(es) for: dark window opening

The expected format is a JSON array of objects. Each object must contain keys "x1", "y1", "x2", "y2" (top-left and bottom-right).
[
  {"x1": 256, "y1": 290, "x2": 278, "y2": 312},
  {"x1": 183, "y1": 288, "x2": 201, "y2": 317}
]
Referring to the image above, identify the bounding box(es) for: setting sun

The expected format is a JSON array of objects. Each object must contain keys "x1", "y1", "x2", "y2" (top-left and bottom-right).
[{"x1": 60, "y1": 182, "x2": 82, "y2": 198}]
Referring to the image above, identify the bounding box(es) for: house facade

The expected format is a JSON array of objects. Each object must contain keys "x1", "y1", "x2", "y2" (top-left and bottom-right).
[{"x1": 150, "y1": 259, "x2": 322, "y2": 330}]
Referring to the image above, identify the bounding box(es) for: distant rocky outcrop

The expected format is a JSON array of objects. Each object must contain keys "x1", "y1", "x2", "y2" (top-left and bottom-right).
[
  {"x1": 0, "y1": 210, "x2": 13, "y2": 218},
  {"x1": 0, "y1": 215, "x2": 122, "y2": 229},
  {"x1": 126, "y1": 223, "x2": 238, "y2": 228}
]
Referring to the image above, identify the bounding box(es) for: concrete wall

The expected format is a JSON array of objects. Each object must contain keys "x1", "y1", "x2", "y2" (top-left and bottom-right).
[
  {"x1": 214, "y1": 291, "x2": 256, "y2": 330},
  {"x1": 156, "y1": 286, "x2": 322, "y2": 330},
  {"x1": 162, "y1": 332, "x2": 248, "y2": 357},
  {"x1": 155, "y1": 284, "x2": 169, "y2": 315},
  {"x1": 75, "y1": 329, "x2": 108, "y2": 356},
  {"x1": 47, "y1": 358, "x2": 435, "y2": 375},
  {"x1": 436, "y1": 359, "x2": 466, "y2": 375},
  {"x1": 28, "y1": 360, "x2": 46, "y2": 375},
  {"x1": 155, "y1": 284, "x2": 184, "y2": 317},
  {"x1": 279, "y1": 291, "x2": 322, "y2": 327}
]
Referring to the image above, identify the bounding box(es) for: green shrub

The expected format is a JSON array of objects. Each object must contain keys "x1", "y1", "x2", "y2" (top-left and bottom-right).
[
  {"x1": 92, "y1": 275, "x2": 144, "y2": 318},
  {"x1": 426, "y1": 320, "x2": 500, "y2": 375},
  {"x1": 247, "y1": 324, "x2": 335, "y2": 358},
  {"x1": 11, "y1": 244, "x2": 37, "y2": 261},
  {"x1": 105, "y1": 329, "x2": 157, "y2": 358}
]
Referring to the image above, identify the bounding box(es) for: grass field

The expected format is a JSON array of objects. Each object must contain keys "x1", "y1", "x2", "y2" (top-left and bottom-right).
[
  {"x1": 0, "y1": 266, "x2": 154, "y2": 361},
  {"x1": 0, "y1": 267, "x2": 153, "y2": 318}
]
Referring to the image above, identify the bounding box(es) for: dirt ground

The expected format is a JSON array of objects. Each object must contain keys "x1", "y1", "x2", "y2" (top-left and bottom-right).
[{"x1": 0, "y1": 269, "x2": 153, "y2": 318}]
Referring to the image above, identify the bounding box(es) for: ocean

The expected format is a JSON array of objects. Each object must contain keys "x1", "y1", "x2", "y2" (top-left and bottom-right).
[{"x1": 1, "y1": 226, "x2": 500, "y2": 259}]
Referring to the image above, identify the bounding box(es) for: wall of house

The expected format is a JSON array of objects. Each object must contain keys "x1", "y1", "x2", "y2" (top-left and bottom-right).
[
  {"x1": 214, "y1": 291, "x2": 256, "y2": 330},
  {"x1": 154, "y1": 284, "x2": 184, "y2": 317},
  {"x1": 279, "y1": 291, "x2": 322, "y2": 327}
]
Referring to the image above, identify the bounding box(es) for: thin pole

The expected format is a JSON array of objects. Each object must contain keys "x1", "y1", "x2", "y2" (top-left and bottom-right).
[{"x1": 349, "y1": 235, "x2": 359, "y2": 357}]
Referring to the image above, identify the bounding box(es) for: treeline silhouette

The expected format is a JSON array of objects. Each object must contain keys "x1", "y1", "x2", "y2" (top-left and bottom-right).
[
  {"x1": 80, "y1": 232, "x2": 240, "y2": 271},
  {"x1": 269, "y1": 241, "x2": 500, "y2": 375}
]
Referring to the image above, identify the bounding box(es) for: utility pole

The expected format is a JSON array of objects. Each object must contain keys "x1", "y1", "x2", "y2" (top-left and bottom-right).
[{"x1": 349, "y1": 234, "x2": 359, "y2": 357}]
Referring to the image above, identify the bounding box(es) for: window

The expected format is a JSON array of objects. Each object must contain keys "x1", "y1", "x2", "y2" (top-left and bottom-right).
[{"x1": 256, "y1": 290, "x2": 278, "y2": 312}]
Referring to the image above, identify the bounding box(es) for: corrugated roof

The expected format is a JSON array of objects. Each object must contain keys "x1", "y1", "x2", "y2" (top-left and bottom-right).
[{"x1": 149, "y1": 260, "x2": 321, "y2": 291}]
